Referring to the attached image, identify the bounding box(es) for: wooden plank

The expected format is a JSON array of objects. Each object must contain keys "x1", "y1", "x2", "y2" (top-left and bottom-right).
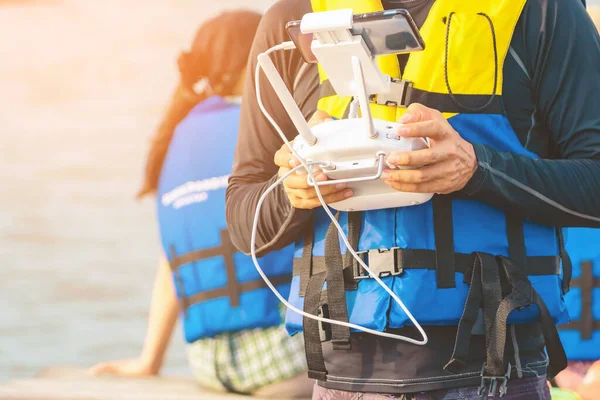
[{"x1": 0, "y1": 367, "x2": 289, "y2": 400}]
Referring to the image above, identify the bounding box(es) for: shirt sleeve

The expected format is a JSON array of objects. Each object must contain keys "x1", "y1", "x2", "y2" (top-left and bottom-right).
[
  {"x1": 459, "y1": 0, "x2": 600, "y2": 228},
  {"x1": 225, "y1": 0, "x2": 319, "y2": 256}
]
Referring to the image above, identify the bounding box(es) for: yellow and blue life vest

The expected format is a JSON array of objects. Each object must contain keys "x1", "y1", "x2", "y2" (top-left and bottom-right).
[
  {"x1": 157, "y1": 96, "x2": 294, "y2": 343},
  {"x1": 286, "y1": 0, "x2": 570, "y2": 381},
  {"x1": 558, "y1": 228, "x2": 600, "y2": 361}
]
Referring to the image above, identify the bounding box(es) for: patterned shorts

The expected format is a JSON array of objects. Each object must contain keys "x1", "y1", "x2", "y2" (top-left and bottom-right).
[{"x1": 187, "y1": 322, "x2": 307, "y2": 394}]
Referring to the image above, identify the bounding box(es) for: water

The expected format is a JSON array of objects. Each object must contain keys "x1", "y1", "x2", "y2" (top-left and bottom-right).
[
  {"x1": 1, "y1": 0, "x2": 598, "y2": 384},
  {"x1": 0, "y1": 0, "x2": 273, "y2": 381}
]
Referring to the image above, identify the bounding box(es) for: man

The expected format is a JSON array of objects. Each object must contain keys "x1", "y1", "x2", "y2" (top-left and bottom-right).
[{"x1": 226, "y1": 0, "x2": 600, "y2": 398}]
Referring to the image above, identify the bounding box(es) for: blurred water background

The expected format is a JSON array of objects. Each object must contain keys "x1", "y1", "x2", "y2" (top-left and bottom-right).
[
  {"x1": 0, "y1": 0, "x2": 273, "y2": 381},
  {"x1": 0, "y1": 0, "x2": 598, "y2": 383}
]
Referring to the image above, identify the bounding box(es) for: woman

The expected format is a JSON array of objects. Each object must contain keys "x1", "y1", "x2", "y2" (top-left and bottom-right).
[{"x1": 89, "y1": 10, "x2": 311, "y2": 398}]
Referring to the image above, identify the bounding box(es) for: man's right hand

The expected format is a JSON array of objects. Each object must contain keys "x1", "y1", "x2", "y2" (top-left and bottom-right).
[{"x1": 274, "y1": 111, "x2": 353, "y2": 209}]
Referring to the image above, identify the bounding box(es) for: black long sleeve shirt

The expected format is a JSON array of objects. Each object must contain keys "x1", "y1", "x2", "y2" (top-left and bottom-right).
[{"x1": 226, "y1": 0, "x2": 600, "y2": 393}]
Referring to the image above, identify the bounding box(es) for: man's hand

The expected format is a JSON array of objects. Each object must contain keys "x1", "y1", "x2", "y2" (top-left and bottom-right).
[
  {"x1": 274, "y1": 111, "x2": 353, "y2": 209},
  {"x1": 382, "y1": 103, "x2": 477, "y2": 195}
]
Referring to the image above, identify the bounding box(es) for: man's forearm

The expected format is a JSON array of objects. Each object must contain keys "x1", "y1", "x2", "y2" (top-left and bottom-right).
[
  {"x1": 460, "y1": 143, "x2": 600, "y2": 227},
  {"x1": 226, "y1": 175, "x2": 313, "y2": 256}
]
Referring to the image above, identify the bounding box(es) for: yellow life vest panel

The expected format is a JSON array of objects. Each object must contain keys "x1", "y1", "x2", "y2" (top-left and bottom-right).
[{"x1": 311, "y1": 0, "x2": 524, "y2": 121}]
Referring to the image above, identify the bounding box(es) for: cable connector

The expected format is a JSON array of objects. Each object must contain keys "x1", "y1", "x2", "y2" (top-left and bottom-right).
[{"x1": 281, "y1": 41, "x2": 296, "y2": 50}]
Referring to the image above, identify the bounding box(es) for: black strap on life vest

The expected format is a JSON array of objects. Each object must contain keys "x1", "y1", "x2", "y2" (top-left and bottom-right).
[
  {"x1": 303, "y1": 271, "x2": 328, "y2": 380},
  {"x1": 444, "y1": 216, "x2": 567, "y2": 380},
  {"x1": 489, "y1": 256, "x2": 567, "y2": 379},
  {"x1": 342, "y1": 212, "x2": 362, "y2": 291},
  {"x1": 294, "y1": 218, "x2": 314, "y2": 297},
  {"x1": 433, "y1": 195, "x2": 456, "y2": 288},
  {"x1": 301, "y1": 212, "x2": 364, "y2": 379},
  {"x1": 324, "y1": 212, "x2": 352, "y2": 350},
  {"x1": 557, "y1": 260, "x2": 600, "y2": 340},
  {"x1": 304, "y1": 249, "x2": 559, "y2": 278},
  {"x1": 444, "y1": 252, "x2": 500, "y2": 374},
  {"x1": 556, "y1": 228, "x2": 573, "y2": 295},
  {"x1": 318, "y1": 78, "x2": 505, "y2": 115},
  {"x1": 168, "y1": 229, "x2": 292, "y2": 311}
]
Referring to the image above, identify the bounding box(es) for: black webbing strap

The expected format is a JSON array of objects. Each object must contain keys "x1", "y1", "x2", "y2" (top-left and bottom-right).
[
  {"x1": 444, "y1": 252, "x2": 500, "y2": 373},
  {"x1": 489, "y1": 257, "x2": 567, "y2": 379},
  {"x1": 168, "y1": 229, "x2": 241, "y2": 308},
  {"x1": 295, "y1": 218, "x2": 315, "y2": 297},
  {"x1": 481, "y1": 254, "x2": 503, "y2": 351},
  {"x1": 302, "y1": 250, "x2": 560, "y2": 279},
  {"x1": 324, "y1": 214, "x2": 352, "y2": 350},
  {"x1": 406, "y1": 86, "x2": 504, "y2": 115},
  {"x1": 432, "y1": 195, "x2": 456, "y2": 288},
  {"x1": 342, "y1": 212, "x2": 362, "y2": 291},
  {"x1": 220, "y1": 229, "x2": 241, "y2": 307},
  {"x1": 556, "y1": 228, "x2": 572, "y2": 294},
  {"x1": 185, "y1": 274, "x2": 293, "y2": 306},
  {"x1": 444, "y1": 253, "x2": 484, "y2": 373},
  {"x1": 558, "y1": 261, "x2": 600, "y2": 340},
  {"x1": 506, "y1": 216, "x2": 527, "y2": 270},
  {"x1": 303, "y1": 271, "x2": 328, "y2": 380},
  {"x1": 318, "y1": 78, "x2": 505, "y2": 115},
  {"x1": 170, "y1": 245, "x2": 190, "y2": 313}
]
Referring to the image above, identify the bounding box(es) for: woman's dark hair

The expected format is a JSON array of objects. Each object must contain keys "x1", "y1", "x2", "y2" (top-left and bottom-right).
[{"x1": 136, "y1": 10, "x2": 262, "y2": 198}]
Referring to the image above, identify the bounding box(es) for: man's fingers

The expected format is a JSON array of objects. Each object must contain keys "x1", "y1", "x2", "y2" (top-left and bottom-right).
[
  {"x1": 287, "y1": 183, "x2": 349, "y2": 200},
  {"x1": 397, "y1": 120, "x2": 448, "y2": 140},
  {"x1": 273, "y1": 146, "x2": 295, "y2": 168},
  {"x1": 308, "y1": 110, "x2": 333, "y2": 127},
  {"x1": 284, "y1": 171, "x2": 328, "y2": 189},
  {"x1": 386, "y1": 147, "x2": 447, "y2": 167},
  {"x1": 398, "y1": 103, "x2": 434, "y2": 124},
  {"x1": 383, "y1": 177, "x2": 448, "y2": 194},
  {"x1": 382, "y1": 160, "x2": 455, "y2": 184},
  {"x1": 289, "y1": 188, "x2": 354, "y2": 209}
]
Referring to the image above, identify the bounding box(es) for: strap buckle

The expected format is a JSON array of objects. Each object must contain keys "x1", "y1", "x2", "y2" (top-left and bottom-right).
[
  {"x1": 354, "y1": 248, "x2": 402, "y2": 279},
  {"x1": 369, "y1": 79, "x2": 413, "y2": 107},
  {"x1": 317, "y1": 304, "x2": 332, "y2": 342},
  {"x1": 477, "y1": 362, "x2": 511, "y2": 398}
]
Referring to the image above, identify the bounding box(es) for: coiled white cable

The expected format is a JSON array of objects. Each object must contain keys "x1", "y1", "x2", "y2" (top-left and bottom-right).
[{"x1": 250, "y1": 43, "x2": 428, "y2": 345}]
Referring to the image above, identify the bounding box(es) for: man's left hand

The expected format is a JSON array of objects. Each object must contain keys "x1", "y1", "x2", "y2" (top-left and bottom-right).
[{"x1": 382, "y1": 103, "x2": 477, "y2": 195}]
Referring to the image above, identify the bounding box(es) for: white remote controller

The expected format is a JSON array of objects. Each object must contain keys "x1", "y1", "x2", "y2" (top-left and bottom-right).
[
  {"x1": 257, "y1": 37, "x2": 434, "y2": 212},
  {"x1": 293, "y1": 118, "x2": 433, "y2": 211}
]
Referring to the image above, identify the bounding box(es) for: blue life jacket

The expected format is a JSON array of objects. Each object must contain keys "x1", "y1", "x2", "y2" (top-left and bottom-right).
[
  {"x1": 289, "y1": 0, "x2": 571, "y2": 382},
  {"x1": 558, "y1": 228, "x2": 600, "y2": 361},
  {"x1": 157, "y1": 96, "x2": 294, "y2": 343}
]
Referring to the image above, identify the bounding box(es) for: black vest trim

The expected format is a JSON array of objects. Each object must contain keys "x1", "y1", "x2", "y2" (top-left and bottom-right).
[{"x1": 318, "y1": 78, "x2": 505, "y2": 115}]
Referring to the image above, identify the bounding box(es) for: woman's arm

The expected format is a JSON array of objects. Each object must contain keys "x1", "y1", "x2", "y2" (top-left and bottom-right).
[{"x1": 89, "y1": 257, "x2": 179, "y2": 376}]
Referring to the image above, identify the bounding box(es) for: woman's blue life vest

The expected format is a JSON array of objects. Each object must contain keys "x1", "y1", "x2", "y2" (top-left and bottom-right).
[
  {"x1": 287, "y1": 0, "x2": 572, "y2": 381},
  {"x1": 157, "y1": 96, "x2": 294, "y2": 343},
  {"x1": 558, "y1": 228, "x2": 600, "y2": 361}
]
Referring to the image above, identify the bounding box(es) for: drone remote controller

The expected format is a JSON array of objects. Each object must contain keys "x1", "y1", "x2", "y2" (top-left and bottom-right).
[
  {"x1": 293, "y1": 118, "x2": 432, "y2": 211},
  {"x1": 257, "y1": 8, "x2": 434, "y2": 212}
]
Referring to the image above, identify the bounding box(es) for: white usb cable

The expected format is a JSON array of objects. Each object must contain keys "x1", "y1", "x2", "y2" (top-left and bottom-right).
[{"x1": 250, "y1": 43, "x2": 428, "y2": 345}]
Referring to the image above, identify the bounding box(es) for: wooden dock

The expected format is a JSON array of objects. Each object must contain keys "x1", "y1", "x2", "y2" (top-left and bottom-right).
[{"x1": 0, "y1": 368, "x2": 308, "y2": 400}]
